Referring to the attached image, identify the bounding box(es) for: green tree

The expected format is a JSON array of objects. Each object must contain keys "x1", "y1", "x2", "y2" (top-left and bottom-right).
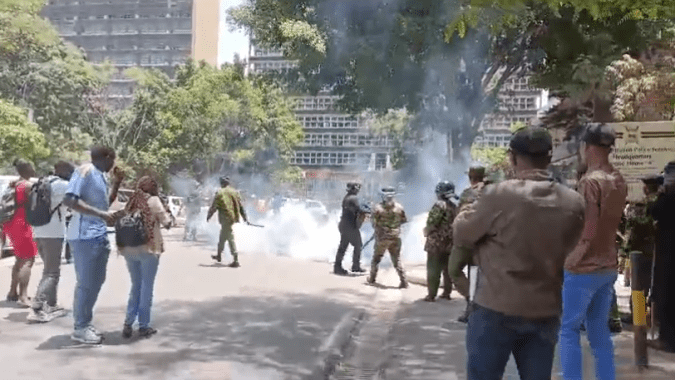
[
  {"x1": 0, "y1": 99, "x2": 49, "y2": 169},
  {"x1": 229, "y1": 0, "x2": 532, "y2": 162}
]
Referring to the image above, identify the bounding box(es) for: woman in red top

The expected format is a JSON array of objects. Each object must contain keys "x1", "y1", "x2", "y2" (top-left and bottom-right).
[{"x1": 3, "y1": 159, "x2": 37, "y2": 307}]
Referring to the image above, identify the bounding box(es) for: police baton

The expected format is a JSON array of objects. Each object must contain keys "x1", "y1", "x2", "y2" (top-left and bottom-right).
[
  {"x1": 246, "y1": 221, "x2": 265, "y2": 228},
  {"x1": 363, "y1": 233, "x2": 376, "y2": 248}
]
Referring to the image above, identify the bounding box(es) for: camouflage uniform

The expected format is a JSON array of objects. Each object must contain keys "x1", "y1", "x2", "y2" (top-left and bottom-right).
[
  {"x1": 424, "y1": 199, "x2": 457, "y2": 299},
  {"x1": 369, "y1": 201, "x2": 407, "y2": 284},
  {"x1": 448, "y1": 182, "x2": 486, "y2": 299},
  {"x1": 208, "y1": 186, "x2": 246, "y2": 263}
]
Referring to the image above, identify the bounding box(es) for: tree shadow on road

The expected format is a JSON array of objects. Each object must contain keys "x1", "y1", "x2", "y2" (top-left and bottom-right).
[{"x1": 34, "y1": 294, "x2": 369, "y2": 378}]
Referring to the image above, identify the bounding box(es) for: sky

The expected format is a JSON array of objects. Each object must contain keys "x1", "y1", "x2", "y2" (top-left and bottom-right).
[{"x1": 218, "y1": 0, "x2": 250, "y2": 65}]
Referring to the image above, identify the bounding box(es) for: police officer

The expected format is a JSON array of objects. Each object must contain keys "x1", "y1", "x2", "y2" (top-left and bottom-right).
[
  {"x1": 449, "y1": 166, "x2": 486, "y2": 321},
  {"x1": 368, "y1": 187, "x2": 408, "y2": 288},
  {"x1": 334, "y1": 182, "x2": 370, "y2": 275},
  {"x1": 423, "y1": 181, "x2": 457, "y2": 302},
  {"x1": 207, "y1": 176, "x2": 249, "y2": 267}
]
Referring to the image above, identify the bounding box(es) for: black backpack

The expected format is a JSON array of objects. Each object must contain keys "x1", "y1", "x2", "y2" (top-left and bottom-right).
[
  {"x1": 0, "y1": 185, "x2": 18, "y2": 226},
  {"x1": 26, "y1": 176, "x2": 61, "y2": 227},
  {"x1": 115, "y1": 211, "x2": 148, "y2": 248}
]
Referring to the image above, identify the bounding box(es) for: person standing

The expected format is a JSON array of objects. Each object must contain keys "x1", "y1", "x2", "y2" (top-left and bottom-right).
[
  {"x1": 63, "y1": 146, "x2": 124, "y2": 345},
  {"x1": 368, "y1": 187, "x2": 408, "y2": 288},
  {"x1": 207, "y1": 176, "x2": 249, "y2": 268},
  {"x1": 454, "y1": 127, "x2": 585, "y2": 379},
  {"x1": 183, "y1": 188, "x2": 202, "y2": 242},
  {"x1": 448, "y1": 166, "x2": 486, "y2": 321},
  {"x1": 27, "y1": 161, "x2": 75, "y2": 323},
  {"x1": 559, "y1": 124, "x2": 627, "y2": 380},
  {"x1": 649, "y1": 161, "x2": 675, "y2": 352},
  {"x1": 423, "y1": 181, "x2": 457, "y2": 301},
  {"x1": 3, "y1": 159, "x2": 38, "y2": 307},
  {"x1": 334, "y1": 182, "x2": 370, "y2": 275},
  {"x1": 119, "y1": 176, "x2": 171, "y2": 339}
]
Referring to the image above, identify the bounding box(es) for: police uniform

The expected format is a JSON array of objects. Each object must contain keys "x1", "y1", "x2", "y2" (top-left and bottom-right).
[
  {"x1": 423, "y1": 181, "x2": 457, "y2": 301},
  {"x1": 368, "y1": 188, "x2": 408, "y2": 288},
  {"x1": 207, "y1": 177, "x2": 248, "y2": 267},
  {"x1": 334, "y1": 182, "x2": 369, "y2": 275}
]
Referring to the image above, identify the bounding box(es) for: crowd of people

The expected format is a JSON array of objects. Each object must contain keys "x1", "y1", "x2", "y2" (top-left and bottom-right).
[{"x1": 1, "y1": 147, "x2": 173, "y2": 344}]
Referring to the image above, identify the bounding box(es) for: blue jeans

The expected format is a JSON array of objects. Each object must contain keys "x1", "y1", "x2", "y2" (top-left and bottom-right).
[
  {"x1": 124, "y1": 253, "x2": 160, "y2": 329},
  {"x1": 467, "y1": 304, "x2": 560, "y2": 380},
  {"x1": 560, "y1": 271, "x2": 618, "y2": 380},
  {"x1": 70, "y1": 236, "x2": 111, "y2": 330}
]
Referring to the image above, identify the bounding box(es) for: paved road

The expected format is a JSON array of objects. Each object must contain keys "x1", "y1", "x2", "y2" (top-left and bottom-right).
[{"x1": 1, "y1": 228, "x2": 674, "y2": 379}]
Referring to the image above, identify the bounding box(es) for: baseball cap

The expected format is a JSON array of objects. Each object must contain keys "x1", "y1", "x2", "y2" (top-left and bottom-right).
[
  {"x1": 581, "y1": 124, "x2": 616, "y2": 147},
  {"x1": 509, "y1": 126, "x2": 553, "y2": 156}
]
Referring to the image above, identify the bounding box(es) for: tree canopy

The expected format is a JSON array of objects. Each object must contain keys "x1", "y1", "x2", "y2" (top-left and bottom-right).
[{"x1": 0, "y1": 99, "x2": 49, "y2": 168}]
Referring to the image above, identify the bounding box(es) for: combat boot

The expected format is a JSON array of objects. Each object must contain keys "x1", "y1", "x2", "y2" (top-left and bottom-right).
[
  {"x1": 228, "y1": 261, "x2": 240, "y2": 268},
  {"x1": 211, "y1": 255, "x2": 221, "y2": 263},
  {"x1": 334, "y1": 265, "x2": 348, "y2": 276},
  {"x1": 399, "y1": 280, "x2": 409, "y2": 289},
  {"x1": 351, "y1": 264, "x2": 366, "y2": 273},
  {"x1": 367, "y1": 274, "x2": 376, "y2": 284}
]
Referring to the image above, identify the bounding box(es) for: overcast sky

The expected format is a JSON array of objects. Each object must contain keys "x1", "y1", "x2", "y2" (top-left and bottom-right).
[{"x1": 218, "y1": 0, "x2": 249, "y2": 65}]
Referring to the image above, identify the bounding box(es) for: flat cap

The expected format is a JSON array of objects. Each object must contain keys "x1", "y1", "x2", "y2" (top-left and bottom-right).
[
  {"x1": 641, "y1": 174, "x2": 664, "y2": 186},
  {"x1": 582, "y1": 124, "x2": 616, "y2": 147},
  {"x1": 509, "y1": 126, "x2": 553, "y2": 156}
]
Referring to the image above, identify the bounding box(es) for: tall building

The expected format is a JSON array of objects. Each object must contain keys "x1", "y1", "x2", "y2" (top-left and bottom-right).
[
  {"x1": 248, "y1": 43, "x2": 396, "y2": 198},
  {"x1": 41, "y1": 0, "x2": 221, "y2": 107},
  {"x1": 474, "y1": 75, "x2": 549, "y2": 148}
]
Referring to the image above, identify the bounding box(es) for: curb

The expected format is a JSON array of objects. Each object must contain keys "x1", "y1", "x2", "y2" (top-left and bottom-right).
[{"x1": 309, "y1": 310, "x2": 366, "y2": 379}]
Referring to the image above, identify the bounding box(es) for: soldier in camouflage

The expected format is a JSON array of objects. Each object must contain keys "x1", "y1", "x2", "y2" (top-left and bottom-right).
[
  {"x1": 423, "y1": 181, "x2": 458, "y2": 302},
  {"x1": 368, "y1": 187, "x2": 408, "y2": 288},
  {"x1": 448, "y1": 166, "x2": 486, "y2": 321},
  {"x1": 207, "y1": 176, "x2": 249, "y2": 268}
]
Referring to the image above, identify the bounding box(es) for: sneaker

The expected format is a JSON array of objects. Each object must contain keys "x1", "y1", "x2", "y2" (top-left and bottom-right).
[
  {"x1": 43, "y1": 305, "x2": 68, "y2": 320},
  {"x1": 27, "y1": 309, "x2": 49, "y2": 323},
  {"x1": 72, "y1": 327, "x2": 103, "y2": 345},
  {"x1": 87, "y1": 325, "x2": 103, "y2": 337},
  {"x1": 122, "y1": 324, "x2": 133, "y2": 339},
  {"x1": 138, "y1": 327, "x2": 158, "y2": 338}
]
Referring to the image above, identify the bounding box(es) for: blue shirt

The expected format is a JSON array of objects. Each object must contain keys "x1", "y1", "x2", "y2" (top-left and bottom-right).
[{"x1": 66, "y1": 164, "x2": 109, "y2": 241}]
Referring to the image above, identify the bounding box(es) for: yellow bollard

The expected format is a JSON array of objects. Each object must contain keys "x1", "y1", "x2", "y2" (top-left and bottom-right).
[{"x1": 630, "y1": 251, "x2": 649, "y2": 368}]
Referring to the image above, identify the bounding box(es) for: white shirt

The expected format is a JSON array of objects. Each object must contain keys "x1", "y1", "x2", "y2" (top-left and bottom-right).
[{"x1": 33, "y1": 177, "x2": 69, "y2": 239}]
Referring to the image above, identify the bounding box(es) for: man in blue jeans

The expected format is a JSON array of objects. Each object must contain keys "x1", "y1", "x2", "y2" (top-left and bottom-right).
[
  {"x1": 63, "y1": 146, "x2": 124, "y2": 345},
  {"x1": 560, "y1": 124, "x2": 627, "y2": 380},
  {"x1": 454, "y1": 127, "x2": 586, "y2": 379}
]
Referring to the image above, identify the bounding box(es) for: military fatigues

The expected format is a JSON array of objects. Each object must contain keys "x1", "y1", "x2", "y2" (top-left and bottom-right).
[
  {"x1": 448, "y1": 182, "x2": 485, "y2": 299},
  {"x1": 424, "y1": 199, "x2": 457, "y2": 299},
  {"x1": 369, "y1": 201, "x2": 407, "y2": 284},
  {"x1": 624, "y1": 195, "x2": 658, "y2": 312},
  {"x1": 208, "y1": 186, "x2": 246, "y2": 263}
]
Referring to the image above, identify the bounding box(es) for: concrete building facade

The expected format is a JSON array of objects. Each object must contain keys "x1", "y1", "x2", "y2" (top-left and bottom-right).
[
  {"x1": 42, "y1": 0, "x2": 220, "y2": 107},
  {"x1": 474, "y1": 75, "x2": 550, "y2": 148},
  {"x1": 248, "y1": 43, "x2": 396, "y2": 198}
]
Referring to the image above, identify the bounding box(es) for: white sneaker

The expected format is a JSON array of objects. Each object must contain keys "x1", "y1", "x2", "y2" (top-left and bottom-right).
[{"x1": 71, "y1": 327, "x2": 103, "y2": 345}]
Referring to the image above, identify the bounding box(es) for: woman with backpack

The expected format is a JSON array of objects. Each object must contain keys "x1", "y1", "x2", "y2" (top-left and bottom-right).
[
  {"x1": 118, "y1": 176, "x2": 171, "y2": 339},
  {"x1": 3, "y1": 159, "x2": 37, "y2": 307}
]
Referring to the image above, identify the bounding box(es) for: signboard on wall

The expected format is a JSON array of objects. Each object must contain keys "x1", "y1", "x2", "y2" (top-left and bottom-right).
[{"x1": 608, "y1": 122, "x2": 675, "y2": 201}]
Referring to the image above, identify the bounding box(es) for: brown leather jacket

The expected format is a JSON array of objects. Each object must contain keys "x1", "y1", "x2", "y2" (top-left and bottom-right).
[
  {"x1": 453, "y1": 170, "x2": 586, "y2": 318},
  {"x1": 565, "y1": 165, "x2": 628, "y2": 274}
]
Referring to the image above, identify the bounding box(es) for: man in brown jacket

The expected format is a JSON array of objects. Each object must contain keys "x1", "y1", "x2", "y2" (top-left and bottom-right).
[
  {"x1": 559, "y1": 124, "x2": 627, "y2": 380},
  {"x1": 454, "y1": 126, "x2": 586, "y2": 380}
]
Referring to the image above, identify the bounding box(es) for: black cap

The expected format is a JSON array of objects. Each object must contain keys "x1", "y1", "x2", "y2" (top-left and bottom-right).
[
  {"x1": 381, "y1": 186, "x2": 396, "y2": 194},
  {"x1": 582, "y1": 124, "x2": 616, "y2": 147},
  {"x1": 509, "y1": 126, "x2": 553, "y2": 156},
  {"x1": 641, "y1": 175, "x2": 664, "y2": 186},
  {"x1": 665, "y1": 161, "x2": 675, "y2": 173},
  {"x1": 220, "y1": 176, "x2": 230, "y2": 184}
]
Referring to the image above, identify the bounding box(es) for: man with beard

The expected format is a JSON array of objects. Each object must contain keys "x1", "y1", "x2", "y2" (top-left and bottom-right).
[{"x1": 334, "y1": 182, "x2": 370, "y2": 275}]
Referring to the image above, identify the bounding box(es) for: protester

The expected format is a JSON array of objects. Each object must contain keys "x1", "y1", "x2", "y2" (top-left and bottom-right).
[
  {"x1": 454, "y1": 127, "x2": 586, "y2": 379},
  {"x1": 27, "y1": 161, "x2": 75, "y2": 323},
  {"x1": 560, "y1": 124, "x2": 627, "y2": 380},
  {"x1": 649, "y1": 161, "x2": 675, "y2": 352},
  {"x1": 3, "y1": 159, "x2": 38, "y2": 307},
  {"x1": 63, "y1": 146, "x2": 124, "y2": 345},
  {"x1": 119, "y1": 176, "x2": 171, "y2": 339}
]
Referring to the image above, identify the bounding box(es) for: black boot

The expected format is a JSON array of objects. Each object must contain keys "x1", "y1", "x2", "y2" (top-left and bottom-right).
[
  {"x1": 351, "y1": 264, "x2": 366, "y2": 273},
  {"x1": 334, "y1": 265, "x2": 348, "y2": 275},
  {"x1": 211, "y1": 255, "x2": 221, "y2": 263}
]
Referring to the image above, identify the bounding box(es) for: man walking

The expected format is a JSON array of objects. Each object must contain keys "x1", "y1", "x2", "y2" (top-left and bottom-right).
[
  {"x1": 368, "y1": 187, "x2": 408, "y2": 288},
  {"x1": 423, "y1": 181, "x2": 457, "y2": 301},
  {"x1": 334, "y1": 182, "x2": 370, "y2": 275},
  {"x1": 27, "y1": 161, "x2": 75, "y2": 323},
  {"x1": 63, "y1": 147, "x2": 124, "y2": 344},
  {"x1": 454, "y1": 127, "x2": 585, "y2": 379},
  {"x1": 559, "y1": 124, "x2": 627, "y2": 380},
  {"x1": 449, "y1": 166, "x2": 486, "y2": 321},
  {"x1": 207, "y1": 176, "x2": 249, "y2": 267}
]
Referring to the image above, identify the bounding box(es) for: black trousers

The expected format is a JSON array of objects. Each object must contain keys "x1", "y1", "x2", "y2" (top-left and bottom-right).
[{"x1": 335, "y1": 225, "x2": 362, "y2": 269}]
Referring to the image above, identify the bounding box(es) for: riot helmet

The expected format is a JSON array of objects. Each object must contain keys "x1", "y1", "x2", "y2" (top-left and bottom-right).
[{"x1": 435, "y1": 181, "x2": 455, "y2": 200}]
